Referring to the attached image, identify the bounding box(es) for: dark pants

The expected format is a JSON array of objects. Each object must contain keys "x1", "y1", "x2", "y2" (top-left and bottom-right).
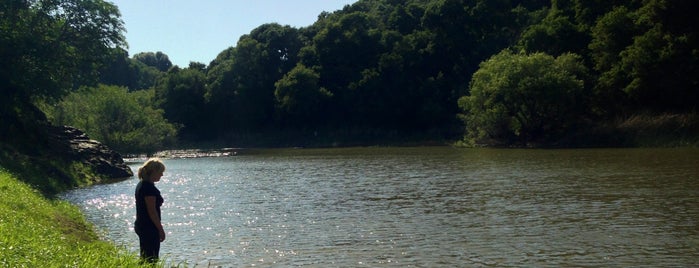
[{"x1": 135, "y1": 223, "x2": 160, "y2": 263}]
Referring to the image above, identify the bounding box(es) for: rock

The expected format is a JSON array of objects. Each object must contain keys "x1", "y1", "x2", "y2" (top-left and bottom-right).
[
  {"x1": 48, "y1": 125, "x2": 133, "y2": 180},
  {"x1": 153, "y1": 148, "x2": 242, "y2": 158}
]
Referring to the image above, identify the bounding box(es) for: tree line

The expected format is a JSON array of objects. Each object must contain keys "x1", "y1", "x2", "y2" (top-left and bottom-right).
[{"x1": 4, "y1": 0, "x2": 698, "y2": 154}]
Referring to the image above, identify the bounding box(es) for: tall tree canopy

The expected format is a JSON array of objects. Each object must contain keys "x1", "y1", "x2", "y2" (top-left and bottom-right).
[
  {"x1": 99, "y1": 48, "x2": 164, "y2": 91},
  {"x1": 274, "y1": 63, "x2": 332, "y2": 127},
  {"x1": 55, "y1": 0, "x2": 698, "y2": 148},
  {"x1": 133, "y1": 51, "x2": 173, "y2": 72},
  {"x1": 1, "y1": 0, "x2": 126, "y2": 150},
  {"x1": 155, "y1": 67, "x2": 209, "y2": 140},
  {"x1": 1, "y1": 0, "x2": 125, "y2": 106},
  {"x1": 205, "y1": 23, "x2": 303, "y2": 134},
  {"x1": 590, "y1": 0, "x2": 699, "y2": 113}
]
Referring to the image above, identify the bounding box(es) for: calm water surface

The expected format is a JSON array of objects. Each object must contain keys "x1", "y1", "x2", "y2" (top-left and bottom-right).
[{"x1": 61, "y1": 147, "x2": 699, "y2": 267}]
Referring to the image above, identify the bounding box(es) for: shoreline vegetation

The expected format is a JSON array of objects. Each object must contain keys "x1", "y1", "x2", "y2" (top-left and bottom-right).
[
  {"x1": 541, "y1": 112, "x2": 699, "y2": 148},
  {"x1": 610, "y1": 113, "x2": 699, "y2": 147},
  {"x1": 162, "y1": 112, "x2": 699, "y2": 151}
]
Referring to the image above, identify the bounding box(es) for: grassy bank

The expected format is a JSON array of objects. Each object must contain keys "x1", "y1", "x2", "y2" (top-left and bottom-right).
[
  {"x1": 0, "y1": 169, "x2": 156, "y2": 267},
  {"x1": 614, "y1": 113, "x2": 699, "y2": 147},
  {"x1": 512, "y1": 113, "x2": 699, "y2": 148},
  {"x1": 575, "y1": 113, "x2": 699, "y2": 148}
]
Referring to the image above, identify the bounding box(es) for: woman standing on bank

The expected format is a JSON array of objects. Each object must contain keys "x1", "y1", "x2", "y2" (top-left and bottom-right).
[{"x1": 134, "y1": 158, "x2": 166, "y2": 263}]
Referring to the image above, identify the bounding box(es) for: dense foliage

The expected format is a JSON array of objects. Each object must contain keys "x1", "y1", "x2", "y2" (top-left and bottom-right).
[
  {"x1": 459, "y1": 51, "x2": 588, "y2": 146},
  {"x1": 0, "y1": 0, "x2": 140, "y2": 189},
  {"x1": 46, "y1": 85, "x2": 178, "y2": 153},
  {"x1": 99, "y1": 48, "x2": 165, "y2": 91},
  {"x1": 4, "y1": 0, "x2": 699, "y2": 152},
  {"x1": 0, "y1": 0, "x2": 125, "y2": 106},
  {"x1": 87, "y1": 0, "x2": 695, "y2": 147},
  {"x1": 1, "y1": 0, "x2": 124, "y2": 139}
]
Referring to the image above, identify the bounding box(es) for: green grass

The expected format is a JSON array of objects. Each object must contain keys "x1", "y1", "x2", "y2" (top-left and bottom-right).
[{"x1": 0, "y1": 169, "x2": 162, "y2": 267}]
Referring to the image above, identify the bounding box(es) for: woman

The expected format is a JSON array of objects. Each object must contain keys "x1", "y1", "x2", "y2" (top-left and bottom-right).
[{"x1": 134, "y1": 158, "x2": 166, "y2": 263}]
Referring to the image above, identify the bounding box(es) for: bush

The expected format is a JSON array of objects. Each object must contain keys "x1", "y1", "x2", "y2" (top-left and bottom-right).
[
  {"x1": 44, "y1": 85, "x2": 178, "y2": 154},
  {"x1": 458, "y1": 50, "x2": 589, "y2": 146}
]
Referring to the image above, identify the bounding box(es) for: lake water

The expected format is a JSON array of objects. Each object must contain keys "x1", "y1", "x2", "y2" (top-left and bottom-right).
[{"x1": 61, "y1": 147, "x2": 699, "y2": 267}]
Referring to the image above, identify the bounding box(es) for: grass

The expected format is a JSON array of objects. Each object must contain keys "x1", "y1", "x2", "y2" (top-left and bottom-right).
[
  {"x1": 0, "y1": 169, "x2": 162, "y2": 267},
  {"x1": 615, "y1": 113, "x2": 699, "y2": 147},
  {"x1": 0, "y1": 142, "x2": 95, "y2": 196},
  {"x1": 511, "y1": 112, "x2": 699, "y2": 148}
]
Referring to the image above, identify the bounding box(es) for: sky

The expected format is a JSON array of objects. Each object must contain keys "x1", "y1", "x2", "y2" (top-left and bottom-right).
[{"x1": 109, "y1": 0, "x2": 358, "y2": 67}]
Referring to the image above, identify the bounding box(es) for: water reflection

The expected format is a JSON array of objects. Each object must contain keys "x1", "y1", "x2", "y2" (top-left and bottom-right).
[{"x1": 61, "y1": 147, "x2": 699, "y2": 267}]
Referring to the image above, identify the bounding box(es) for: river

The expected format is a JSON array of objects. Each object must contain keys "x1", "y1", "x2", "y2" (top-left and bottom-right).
[{"x1": 61, "y1": 147, "x2": 699, "y2": 267}]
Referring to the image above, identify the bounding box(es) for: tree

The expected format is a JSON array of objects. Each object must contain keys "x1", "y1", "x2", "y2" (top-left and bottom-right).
[
  {"x1": 387, "y1": 3, "x2": 421, "y2": 34},
  {"x1": 205, "y1": 23, "x2": 303, "y2": 133},
  {"x1": 1, "y1": 0, "x2": 126, "y2": 147},
  {"x1": 48, "y1": 85, "x2": 178, "y2": 154},
  {"x1": 274, "y1": 64, "x2": 332, "y2": 127},
  {"x1": 310, "y1": 11, "x2": 383, "y2": 125},
  {"x1": 414, "y1": 0, "x2": 529, "y2": 130},
  {"x1": 100, "y1": 48, "x2": 164, "y2": 90},
  {"x1": 312, "y1": 12, "x2": 381, "y2": 92},
  {"x1": 459, "y1": 50, "x2": 588, "y2": 146},
  {"x1": 517, "y1": 7, "x2": 589, "y2": 56},
  {"x1": 590, "y1": 0, "x2": 699, "y2": 113},
  {"x1": 1, "y1": 0, "x2": 126, "y2": 106},
  {"x1": 156, "y1": 67, "x2": 209, "y2": 139},
  {"x1": 588, "y1": 6, "x2": 638, "y2": 115},
  {"x1": 133, "y1": 51, "x2": 173, "y2": 71}
]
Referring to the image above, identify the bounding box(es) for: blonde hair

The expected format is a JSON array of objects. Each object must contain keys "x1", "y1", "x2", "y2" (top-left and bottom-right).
[{"x1": 138, "y1": 158, "x2": 165, "y2": 181}]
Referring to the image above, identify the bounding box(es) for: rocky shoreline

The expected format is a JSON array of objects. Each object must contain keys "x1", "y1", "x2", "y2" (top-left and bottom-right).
[
  {"x1": 48, "y1": 125, "x2": 133, "y2": 180},
  {"x1": 122, "y1": 148, "x2": 244, "y2": 162}
]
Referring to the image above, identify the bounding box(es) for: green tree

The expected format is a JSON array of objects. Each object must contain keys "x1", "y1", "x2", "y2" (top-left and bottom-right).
[
  {"x1": 156, "y1": 67, "x2": 209, "y2": 139},
  {"x1": 588, "y1": 6, "x2": 637, "y2": 115},
  {"x1": 459, "y1": 50, "x2": 588, "y2": 146},
  {"x1": 312, "y1": 12, "x2": 381, "y2": 92},
  {"x1": 1, "y1": 0, "x2": 125, "y2": 106},
  {"x1": 387, "y1": 3, "x2": 422, "y2": 34},
  {"x1": 517, "y1": 7, "x2": 589, "y2": 56},
  {"x1": 590, "y1": 0, "x2": 699, "y2": 113},
  {"x1": 203, "y1": 58, "x2": 235, "y2": 136},
  {"x1": 133, "y1": 51, "x2": 173, "y2": 71},
  {"x1": 206, "y1": 23, "x2": 302, "y2": 133},
  {"x1": 274, "y1": 64, "x2": 332, "y2": 127},
  {"x1": 413, "y1": 0, "x2": 531, "y2": 130},
  {"x1": 100, "y1": 48, "x2": 164, "y2": 90},
  {"x1": 188, "y1": 61, "x2": 207, "y2": 72},
  {"x1": 0, "y1": 0, "x2": 126, "y2": 152},
  {"x1": 49, "y1": 85, "x2": 177, "y2": 154}
]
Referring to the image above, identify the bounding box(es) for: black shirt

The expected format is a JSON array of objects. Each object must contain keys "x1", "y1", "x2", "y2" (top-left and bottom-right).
[{"x1": 135, "y1": 180, "x2": 163, "y2": 229}]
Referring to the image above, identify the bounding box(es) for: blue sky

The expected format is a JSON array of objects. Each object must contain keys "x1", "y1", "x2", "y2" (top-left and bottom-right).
[{"x1": 110, "y1": 0, "x2": 358, "y2": 67}]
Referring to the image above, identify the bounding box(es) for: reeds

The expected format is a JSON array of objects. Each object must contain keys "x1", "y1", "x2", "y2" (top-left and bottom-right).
[{"x1": 616, "y1": 113, "x2": 699, "y2": 147}]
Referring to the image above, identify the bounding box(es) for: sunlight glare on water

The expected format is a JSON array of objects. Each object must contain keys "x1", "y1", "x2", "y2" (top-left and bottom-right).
[{"x1": 61, "y1": 147, "x2": 699, "y2": 267}]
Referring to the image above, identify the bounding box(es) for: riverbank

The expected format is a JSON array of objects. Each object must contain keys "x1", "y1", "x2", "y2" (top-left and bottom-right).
[
  {"x1": 558, "y1": 113, "x2": 699, "y2": 148},
  {"x1": 168, "y1": 113, "x2": 699, "y2": 150},
  {"x1": 0, "y1": 169, "x2": 156, "y2": 267},
  {"x1": 612, "y1": 113, "x2": 699, "y2": 147}
]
